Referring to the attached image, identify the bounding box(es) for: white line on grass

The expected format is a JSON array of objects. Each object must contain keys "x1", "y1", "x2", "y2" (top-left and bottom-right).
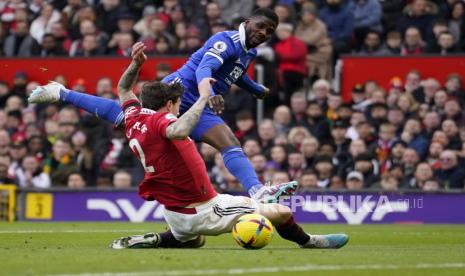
[
  {"x1": 0, "y1": 230, "x2": 149, "y2": 234},
  {"x1": 46, "y1": 263, "x2": 465, "y2": 276}
]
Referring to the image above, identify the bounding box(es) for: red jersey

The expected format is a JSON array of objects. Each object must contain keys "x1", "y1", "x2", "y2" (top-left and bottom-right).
[{"x1": 122, "y1": 99, "x2": 217, "y2": 207}]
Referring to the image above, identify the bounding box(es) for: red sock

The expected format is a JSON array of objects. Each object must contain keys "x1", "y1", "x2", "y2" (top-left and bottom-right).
[{"x1": 275, "y1": 216, "x2": 310, "y2": 245}]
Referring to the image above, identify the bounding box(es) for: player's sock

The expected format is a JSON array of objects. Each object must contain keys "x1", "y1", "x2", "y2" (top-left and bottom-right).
[
  {"x1": 158, "y1": 230, "x2": 205, "y2": 248},
  {"x1": 221, "y1": 146, "x2": 262, "y2": 193},
  {"x1": 275, "y1": 216, "x2": 310, "y2": 246},
  {"x1": 60, "y1": 89, "x2": 124, "y2": 126}
]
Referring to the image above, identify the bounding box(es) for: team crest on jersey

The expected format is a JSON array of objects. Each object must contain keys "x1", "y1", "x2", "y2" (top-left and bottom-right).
[{"x1": 213, "y1": 41, "x2": 227, "y2": 52}]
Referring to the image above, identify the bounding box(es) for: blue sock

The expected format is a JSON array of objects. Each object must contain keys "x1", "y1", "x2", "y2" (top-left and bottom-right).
[
  {"x1": 221, "y1": 146, "x2": 263, "y2": 194},
  {"x1": 60, "y1": 89, "x2": 124, "y2": 126}
]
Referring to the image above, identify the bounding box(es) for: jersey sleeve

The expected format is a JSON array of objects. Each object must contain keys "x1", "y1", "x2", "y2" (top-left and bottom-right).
[
  {"x1": 195, "y1": 33, "x2": 238, "y2": 89},
  {"x1": 154, "y1": 112, "x2": 178, "y2": 139},
  {"x1": 121, "y1": 99, "x2": 142, "y2": 130}
]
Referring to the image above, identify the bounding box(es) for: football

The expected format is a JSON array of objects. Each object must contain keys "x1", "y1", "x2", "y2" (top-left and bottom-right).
[{"x1": 232, "y1": 214, "x2": 274, "y2": 249}]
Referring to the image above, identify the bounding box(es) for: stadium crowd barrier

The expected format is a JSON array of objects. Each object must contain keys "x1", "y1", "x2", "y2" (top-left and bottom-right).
[
  {"x1": 11, "y1": 188, "x2": 465, "y2": 224},
  {"x1": 3, "y1": 55, "x2": 463, "y2": 101},
  {"x1": 340, "y1": 55, "x2": 465, "y2": 102}
]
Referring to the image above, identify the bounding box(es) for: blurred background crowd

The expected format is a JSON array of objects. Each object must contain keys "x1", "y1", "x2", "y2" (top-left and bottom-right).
[{"x1": 1, "y1": 0, "x2": 465, "y2": 192}]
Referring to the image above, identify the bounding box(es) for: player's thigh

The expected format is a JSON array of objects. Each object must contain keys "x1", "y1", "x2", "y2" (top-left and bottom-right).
[
  {"x1": 257, "y1": 203, "x2": 292, "y2": 226},
  {"x1": 163, "y1": 209, "x2": 201, "y2": 243},
  {"x1": 196, "y1": 194, "x2": 258, "y2": 236},
  {"x1": 201, "y1": 123, "x2": 241, "y2": 151}
]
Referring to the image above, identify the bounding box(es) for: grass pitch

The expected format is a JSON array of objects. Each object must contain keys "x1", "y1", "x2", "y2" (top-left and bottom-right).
[{"x1": 1, "y1": 223, "x2": 465, "y2": 276}]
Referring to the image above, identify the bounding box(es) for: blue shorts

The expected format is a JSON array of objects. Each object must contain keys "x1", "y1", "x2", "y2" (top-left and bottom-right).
[{"x1": 162, "y1": 73, "x2": 224, "y2": 141}]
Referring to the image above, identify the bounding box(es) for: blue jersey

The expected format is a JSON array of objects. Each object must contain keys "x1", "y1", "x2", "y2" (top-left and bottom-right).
[{"x1": 163, "y1": 24, "x2": 265, "y2": 107}]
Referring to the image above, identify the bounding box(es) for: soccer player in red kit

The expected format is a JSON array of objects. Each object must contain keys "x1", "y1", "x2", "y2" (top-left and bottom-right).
[{"x1": 110, "y1": 42, "x2": 348, "y2": 249}]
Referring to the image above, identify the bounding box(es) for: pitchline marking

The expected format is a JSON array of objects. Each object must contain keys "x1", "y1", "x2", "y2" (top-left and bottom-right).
[{"x1": 46, "y1": 263, "x2": 465, "y2": 276}]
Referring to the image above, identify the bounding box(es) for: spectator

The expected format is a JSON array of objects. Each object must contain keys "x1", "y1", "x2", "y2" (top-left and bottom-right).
[
  {"x1": 40, "y1": 33, "x2": 67, "y2": 56},
  {"x1": 290, "y1": 91, "x2": 308, "y2": 123},
  {"x1": 380, "y1": 0, "x2": 405, "y2": 32},
  {"x1": 3, "y1": 21, "x2": 40, "y2": 57},
  {"x1": 408, "y1": 162, "x2": 434, "y2": 189},
  {"x1": 234, "y1": 110, "x2": 258, "y2": 143},
  {"x1": 67, "y1": 172, "x2": 86, "y2": 189},
  {"x1": 442, "y1": 119, "x2": 462, "y2": 150},
  {"x1": 287, "y1": 127, "x2": 312, "y2": 150},
  {"x1": 310, "y1": 79, "x2": 330, "y2": 108},
  {"x1": 448, "y1": 1, "x2": 465, "y2": 50},
  {"x1": 243, "y1": 139, "x2": 261, "y2": 158},
  {"x1": 271, "y1": 171, "x2": 290, "y2": 185},
  {"x1": 109, "y1": 32, "x2": 134, "y2": 56},
  {"x1": 319, "y1": 0, "x2": 354, "y2": 58},
  {"x1": 113, "y1": 170, "x2": 132, "y2": 188},
  {"x1": 357, "y1": 31, "x2": 385, "y2": 56},
  {"x1": 269, "y1": 145, "x2": 288, "y2": 171},
  {"x1": 345, "y1": 171, "x2": 364, "y2": 190},
  {"x1": 300, "y1": 170, "x2": 319, "y2": 189},
  {"x1": 43, "y1": 138, "x2": 78, "y2": 186},
  {"x1": 401, "y1": 27, "x2": 425, "y2": 55},
  {"x1": 258, "y1": 119, "x2": 277, "y2": 153},
  {"x1": 429, "y1": 31, "x2": 460, "y2": 54},
  {"x1": 445, "y1": 74, "x2": 465, "y2": 103},
  {"x1": 134, "y1": 6, "x2": 157, "y2": 38},
  {"x1": 30, "y1": 3, "x2": 61, "y2": 44},
  {"x1": 274, "y1": 23, "x2": 307, "y2": 103},
  {"x1": 400, "y1": 148, "x2": 420, "y2": 187},
  {"x1": 397, "y1": 0, "x2": 436, "y2": 39},
  {"x1": 95, "y1": 0, "x2": 125, "y2": 36},
  {"x1": 422, "y1": 177, "x2": 441, "y2": 191},
  {"x1": 251, "y1": 154, "x2": 267, "y2": 183},
  {"x1": 15, "y1": 155, "x2": 50, "y2": 188},
  {"x1": 354, "y1": 152, "x2": 379, "y2": 187},
  {"x1": 351, "y1": 0, "x2": 383, "y2": 48},
  {"x1": 378, "y1": 173, "x2": 400, "y2": 191},
  {"x1": 210, "y1": 152, "x2": 239, "y2": 191},
  {"x1": 314, "y1": 155, "x2": 334, "y2": 188},
  {"x1": 295, "y1": 4, "x2": 333, "y2": 80},
  {"x1": 401, "y1": 118, "x2": 429, "y2": 158},
  {"x1": 216, "y1": 0, "x2": 254, "y2": 25},
  {"x1": 435, "y1": 150, "x2": 465, "y2": 189},
  {"x1": 300, "y1": 137, "x2": 319, "y2": 167},
  {"x1": 273, "y1": 105, "x2": 292, "y2": 135},
  {"x1": 287, "y1": 151, "x2": 306, "y2": 180},
  {"x1": 381, "y1": 30, "x2": 402, "y2": 55}
]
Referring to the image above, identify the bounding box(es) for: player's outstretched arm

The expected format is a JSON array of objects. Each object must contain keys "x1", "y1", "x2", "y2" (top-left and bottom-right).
[
  {"x1": 117, "y1": 42, "x2": 147, "y2": 104},
  {"x1": 236, "y1": 74, "x2": 270, "y2": 99},
  {"x1": 166, "y1": 78, "x2": 216, "y2": 140}
]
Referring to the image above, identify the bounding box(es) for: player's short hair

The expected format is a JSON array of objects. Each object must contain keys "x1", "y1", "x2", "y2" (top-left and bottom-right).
[
  {"x1": 140, "y1": 81, "x2": 184, "y2": 111},
  {"x1": 251, "y1": 8, "x2": 279, "y2": 26}
]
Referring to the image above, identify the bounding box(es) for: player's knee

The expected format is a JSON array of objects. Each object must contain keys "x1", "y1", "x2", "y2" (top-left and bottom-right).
[{"x1": 276, "y1": 204, "x2": 292, "y2": 224}]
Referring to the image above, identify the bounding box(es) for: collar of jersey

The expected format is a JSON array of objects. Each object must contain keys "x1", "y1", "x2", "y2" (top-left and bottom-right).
[{"x1": 238, "y1": 23, "x2": 249, "y2": 52}]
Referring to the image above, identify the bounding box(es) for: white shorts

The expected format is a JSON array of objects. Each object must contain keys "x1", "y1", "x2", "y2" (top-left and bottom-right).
[{"x1": 163, "y1": 194, "x2": 259, "y2": 242}]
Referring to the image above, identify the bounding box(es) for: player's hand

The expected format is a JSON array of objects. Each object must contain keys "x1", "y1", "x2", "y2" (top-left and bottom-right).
[
  {"x1": 131, "y1": 42, "x2": 147, "y2": 65},
  {"x1": 208, "y1": 95, "x2": 225, "y2": 114},
  {"x1": 254, "y1": 86, "x2": 270, "y2": 99},
  {"x1": 198, "y1": 77, "x2": 216, "y2": 99}
]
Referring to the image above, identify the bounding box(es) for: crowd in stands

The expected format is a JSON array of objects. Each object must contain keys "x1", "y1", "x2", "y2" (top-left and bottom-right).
[{"x1": 1, "y1": 0, "x2": 465, "y2": 192}]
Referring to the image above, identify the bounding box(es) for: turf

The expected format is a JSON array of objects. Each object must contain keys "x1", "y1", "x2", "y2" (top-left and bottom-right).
[{"x1": 1, "y1": 223, "x2": 465, "y2": 276}]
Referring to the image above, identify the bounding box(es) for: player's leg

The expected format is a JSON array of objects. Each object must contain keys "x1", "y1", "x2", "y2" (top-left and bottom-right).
[
  {"x1": 110, "y1": 229, "x2": 205, "y2": 249},
  {"x1": 257, "y1": 203, "x2": 349, "y2": 249},
  {"x1": 196, "y1": 116, "x2": 297, "y2": 203},
  {"x1": 28, "y1": 82, "x2": 124, "y2": 126}
]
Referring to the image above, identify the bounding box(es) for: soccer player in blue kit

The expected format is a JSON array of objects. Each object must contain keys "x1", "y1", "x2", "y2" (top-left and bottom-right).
[{"x1": 28, "y1": 8, "x2": 297, "y2": 202}]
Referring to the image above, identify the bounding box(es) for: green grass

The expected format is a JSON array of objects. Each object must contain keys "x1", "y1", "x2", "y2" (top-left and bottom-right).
[{"x1": 1, "y1": 223, "x2": 465, "y2": 276}]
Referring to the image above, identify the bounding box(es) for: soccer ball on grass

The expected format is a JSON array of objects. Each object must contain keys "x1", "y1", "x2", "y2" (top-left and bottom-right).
[{"x1": 232, "y1": 214, "x2": 274, "y2": 249}]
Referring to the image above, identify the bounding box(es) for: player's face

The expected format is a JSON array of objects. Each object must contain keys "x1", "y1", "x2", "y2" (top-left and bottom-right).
[{"x1": 244, "y1": 17, "x2": 276, "y2": 48}]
